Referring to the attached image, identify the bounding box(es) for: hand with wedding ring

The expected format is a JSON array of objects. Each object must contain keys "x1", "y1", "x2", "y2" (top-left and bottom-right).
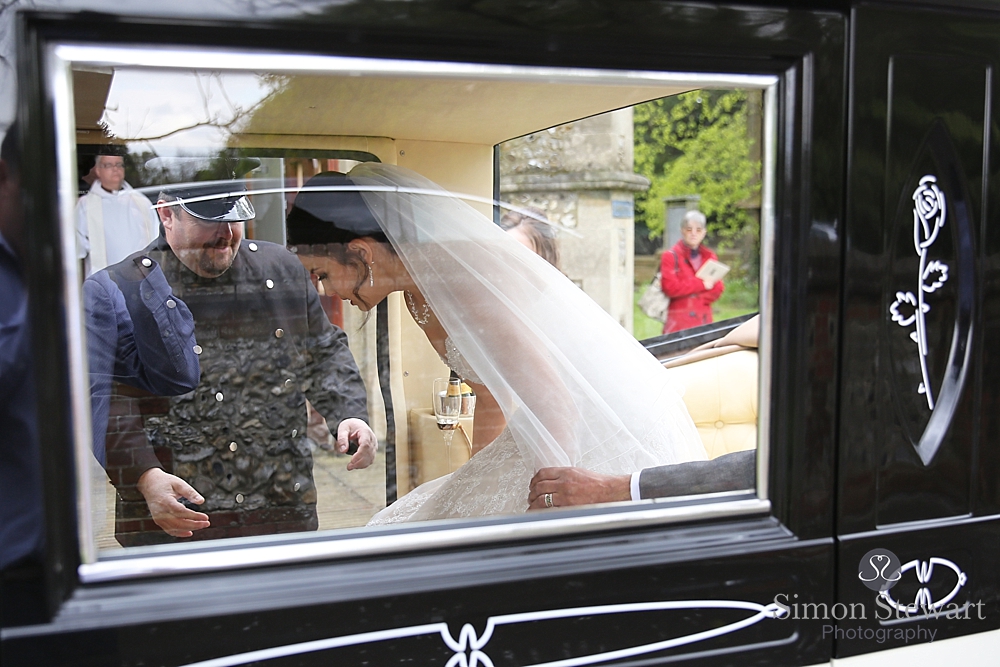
[{"x1": 527, "y1": 467, "x2": 632, "y2": 510}]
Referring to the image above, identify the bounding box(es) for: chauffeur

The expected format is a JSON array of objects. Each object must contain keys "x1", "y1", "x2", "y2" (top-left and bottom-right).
[{"x1": 104, "y1": 175, "x2": 375, "y2": 546}]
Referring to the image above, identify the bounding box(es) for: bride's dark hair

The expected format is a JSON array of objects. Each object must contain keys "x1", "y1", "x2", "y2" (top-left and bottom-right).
[{"x1": 286, "y1": 171, "x2": 391, "y2": 310}]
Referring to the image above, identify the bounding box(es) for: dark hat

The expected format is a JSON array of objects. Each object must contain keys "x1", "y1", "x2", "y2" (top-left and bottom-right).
[
  {"x1": 290, "y1": 172, "x2": 382, "y2": 237},
  {"x1": 94, "y1": 144, "x2": 127, "y2": 157},
  {"x1": 147, "y1": 156, "x2": 259, "y2": 223},
  {"x1": 162, "y1": 181, "x2": 256, "y2": 222}
]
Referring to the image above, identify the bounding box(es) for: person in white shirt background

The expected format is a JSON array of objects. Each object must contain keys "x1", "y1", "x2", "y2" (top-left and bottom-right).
[{"x1": 76, "y1": 149, "x2": 159, "y2": 275}]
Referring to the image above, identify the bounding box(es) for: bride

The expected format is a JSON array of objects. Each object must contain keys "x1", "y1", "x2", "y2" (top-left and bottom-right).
[{"x1": 285, "y1": 164, "x2": 707, "y2": 524}]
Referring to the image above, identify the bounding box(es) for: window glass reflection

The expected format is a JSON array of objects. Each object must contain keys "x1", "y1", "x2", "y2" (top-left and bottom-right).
[
  {"x1": 69, "y1": 63, "x2": 763, "y2": 554},
  {"x1": 498, "y1": 91, "x2": 762, "y2": 343}
]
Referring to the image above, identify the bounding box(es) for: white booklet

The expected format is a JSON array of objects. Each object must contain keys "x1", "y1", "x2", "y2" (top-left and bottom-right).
[{"x1": 695, "y1": 258, "x2": 730, "y2": 282}]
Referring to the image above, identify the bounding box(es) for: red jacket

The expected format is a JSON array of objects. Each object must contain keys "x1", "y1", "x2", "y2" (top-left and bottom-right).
[{"x1": 660, "y1": 240, "x2": 725, "y2": 334}]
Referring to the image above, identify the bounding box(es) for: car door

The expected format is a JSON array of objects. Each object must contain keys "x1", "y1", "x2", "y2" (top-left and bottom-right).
[
  {"x1": 1, "y1": 3, "x2": 846, "y2": 666},
  {"x1": 837, "y1": 2, "x2": 1000, "y2": 661}
]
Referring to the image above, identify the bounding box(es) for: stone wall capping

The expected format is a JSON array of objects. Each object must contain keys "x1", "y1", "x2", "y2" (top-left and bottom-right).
[{"x1": 500, "y1": 170, "x2": 650, "y2": 194}]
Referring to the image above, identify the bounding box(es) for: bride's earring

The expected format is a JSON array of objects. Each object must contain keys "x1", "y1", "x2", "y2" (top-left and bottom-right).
[{"x1": 367, "y1": 263, "x2": 374, "y2": 287}]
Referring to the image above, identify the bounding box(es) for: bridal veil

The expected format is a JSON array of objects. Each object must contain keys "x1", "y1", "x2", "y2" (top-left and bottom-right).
[{"x1": 350, "y1": 163, "x2": 706, "y2": 475}]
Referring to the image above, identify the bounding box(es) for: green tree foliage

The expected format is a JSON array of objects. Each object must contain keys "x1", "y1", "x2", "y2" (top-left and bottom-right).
[{"x1": 634, "y1": 90, "x2": 760, "y2": 245}]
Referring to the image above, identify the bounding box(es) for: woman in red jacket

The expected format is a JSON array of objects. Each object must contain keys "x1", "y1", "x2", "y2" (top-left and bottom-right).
[{"x1": 660, "y1": 210, "x2": 724, "y2": 334}]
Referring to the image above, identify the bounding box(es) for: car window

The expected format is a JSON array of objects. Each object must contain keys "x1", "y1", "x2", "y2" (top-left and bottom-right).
[
  {"x1": 54, "y1": 46, "x2": 775, "y2": 571},
  {"x1": 498, "y1": 90, "x2": 763, "y2": 343}
]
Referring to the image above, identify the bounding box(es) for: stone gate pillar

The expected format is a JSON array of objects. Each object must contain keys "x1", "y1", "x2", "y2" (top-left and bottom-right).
[{"x1": 499, "y1": 108, "x2": 649, "y2": 332}]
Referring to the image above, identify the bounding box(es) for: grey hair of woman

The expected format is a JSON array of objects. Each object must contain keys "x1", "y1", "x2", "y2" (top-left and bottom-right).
[
  {"x1": 499, "y1": 207, "x2": 560, "y2": 269},
  {"x1": 682, "y1": 209, "x2": 707, "y2": 229}
]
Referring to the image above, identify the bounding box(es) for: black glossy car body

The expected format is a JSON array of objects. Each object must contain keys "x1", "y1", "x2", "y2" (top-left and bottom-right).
[{"x1": 2, "y1": 1, "x2": 1000, "y2": 665}]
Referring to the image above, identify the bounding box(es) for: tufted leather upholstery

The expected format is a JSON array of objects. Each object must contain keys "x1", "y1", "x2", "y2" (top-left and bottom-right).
[{"x1": 662, "y1": 316, "x2": 759, "y2": 459}]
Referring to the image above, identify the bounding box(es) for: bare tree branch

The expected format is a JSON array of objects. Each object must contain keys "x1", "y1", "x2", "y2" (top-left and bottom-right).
[
  {"x1": 0, "y1": 1, "x2": 26, "y2": 15},
  {"x1": 122, "y1": 119, "x2": 237, "y2": 143},
  {"x1": 118, "y1": 74, "x2": 285, "y2": 143},
  {"x1": 195, "y1": 73, "x2": 212, "y2": 121},
  {"x1": 215, "y1": 72, "x2": 238, "y2": 117}
]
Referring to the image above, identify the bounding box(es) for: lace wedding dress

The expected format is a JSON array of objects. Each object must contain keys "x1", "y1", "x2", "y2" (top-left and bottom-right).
[
  {"x1": 369, "y1": 428, "x2": 530, "y2": 524},
  {"x1": 335, "y1": 164, "x2": 708, "y2": 525},
  {"x1": 369, "y1": 333, "x2": 541, "y2": 524}
]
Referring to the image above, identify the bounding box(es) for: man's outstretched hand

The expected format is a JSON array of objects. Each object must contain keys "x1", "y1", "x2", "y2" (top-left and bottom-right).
[
  {"x1": 528, "y1": 467, "x2": 632, "y2": 510},
  {"x1": 135, "y1": 468, "x2": 211, "y2": 537},
  {"x1": 335, "y1": 418, "x2": 378, "y2": 471}
]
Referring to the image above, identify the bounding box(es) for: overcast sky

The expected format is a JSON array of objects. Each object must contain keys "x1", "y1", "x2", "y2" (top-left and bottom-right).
[{"x1": 101, "y1": 68, "x2": 274, "y2": 155}]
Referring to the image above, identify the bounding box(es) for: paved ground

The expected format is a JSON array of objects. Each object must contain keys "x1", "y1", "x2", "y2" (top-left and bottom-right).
[
  {"x1": 313, "y1": 446, "x2": 388, "y2": 530},
  {"x1": 92, "y1": 448, "x2": 388, "y2": 552}
]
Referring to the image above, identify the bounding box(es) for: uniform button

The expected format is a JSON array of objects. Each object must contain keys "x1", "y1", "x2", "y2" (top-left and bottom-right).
[
  {"x1": 235, "y1": 493, "x2": 244, "y2": 504},
  {"x1": 265, "y1": 279, "x2": 274, "y2": 289},
  {"x1": 229, "y1": 442, "x2": 238, "y2": 452},
  {"x1": 166, "y1": 299, "x2": 176, "y2": 309},
  {"x1": 248, "y1": 242, "x2": 258, "y2": 252},
  {"x1": 274, "y1": 328, "x2": 284, "y2": 338},
  {"x1": 714, "y1": 420, "x2": 725, "y2": 429},
  {"x1": 284, "y1": 378, "x2": 293, "y2": 387},
  {"x1": 141, "y1": 257, "x2": 152, "y2": 268},
  {"x1": 293, "y1": 482, "x2": 301, "y2": 491},
  {"x1": 291, "y1": 429, "x2": 298, "y2": 437},
  {"x1": 193, "y1": 345, "x2": 203, "y2": 355},
  {"x1": 215, "y1": 392, "x2": 224, "y2": 402}
]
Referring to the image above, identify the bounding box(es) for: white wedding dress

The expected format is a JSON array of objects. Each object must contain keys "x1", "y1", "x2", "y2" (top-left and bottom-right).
[
  {"x1": 338, "y1": 163, "x2": 707, "y2": 525},
  {"x1": 369, "y1": 428, "x2": 530, "y2": 524}
]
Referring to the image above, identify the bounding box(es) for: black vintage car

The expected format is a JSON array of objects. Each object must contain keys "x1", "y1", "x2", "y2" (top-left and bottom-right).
[{"x1": 1, "y1": 1, "x2": 998, "y2": 665}]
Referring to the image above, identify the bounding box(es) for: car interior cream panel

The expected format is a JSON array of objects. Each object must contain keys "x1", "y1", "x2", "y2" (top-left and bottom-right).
[{"x1": 228, "y1": 134, "x2": 398, "y2": 161}]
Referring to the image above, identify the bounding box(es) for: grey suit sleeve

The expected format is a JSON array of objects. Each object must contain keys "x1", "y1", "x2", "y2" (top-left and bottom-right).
[{"x1": 637, "y1": 450, "x2": 756, "y2": 499}]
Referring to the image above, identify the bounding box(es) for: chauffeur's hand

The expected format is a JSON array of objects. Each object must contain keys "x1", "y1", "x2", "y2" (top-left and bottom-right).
[
  {"x1": 336, "y1": 418, "x2": 378, "y2": 470},
  {"x1": 136, "y1": 467, "x2": 211, "y2": 537},
  {"x1": 528, "y1": 467, "x2": 632, "y2": 509}
]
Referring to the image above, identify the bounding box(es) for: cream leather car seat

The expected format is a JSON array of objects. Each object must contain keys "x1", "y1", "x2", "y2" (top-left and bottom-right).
[{"x1": 662, "y1": 316, "x2": 759, "y2": 459}]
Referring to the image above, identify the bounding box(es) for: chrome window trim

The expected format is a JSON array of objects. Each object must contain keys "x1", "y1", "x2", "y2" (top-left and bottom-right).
[
  {"x1": 53, "y1": 44, "x2": 779, "y2": 89},
  {"x1": 48, "y1": 44, "x2": 779, "y2": 577},
  {"x1": 757, "y1": 81, "x2": 779, "y2": 502},
  {"x1": 78, "y1": 497, "x2": 771, "y2": 583},
  {"x1": 49, "y1": 44, "x2": 98, "y2": 567}
]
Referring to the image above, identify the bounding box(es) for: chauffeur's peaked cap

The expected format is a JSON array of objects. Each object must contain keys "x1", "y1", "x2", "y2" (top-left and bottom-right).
[{"x1": 147, "y1": 156, "x2": 259, "y2": 223}]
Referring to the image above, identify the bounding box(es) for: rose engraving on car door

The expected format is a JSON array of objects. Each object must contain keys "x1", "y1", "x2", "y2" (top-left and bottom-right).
[{"x1": 889, "y1": 175, "x2": 950, "y2": 410}]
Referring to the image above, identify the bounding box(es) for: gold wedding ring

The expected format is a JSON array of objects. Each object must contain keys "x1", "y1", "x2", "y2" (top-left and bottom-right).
[{"x1": 544, "y1": 492, "x2": 553, "y2": 508}]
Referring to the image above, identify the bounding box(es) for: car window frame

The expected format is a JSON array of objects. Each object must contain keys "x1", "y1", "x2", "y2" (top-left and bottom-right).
[{"x1": 41, "y1": 43, "x2": 780, "y2": 585}]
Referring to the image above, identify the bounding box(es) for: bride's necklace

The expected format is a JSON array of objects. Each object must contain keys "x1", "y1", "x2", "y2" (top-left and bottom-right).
[{"x1": 404, "y1": 290, "x2": 433, "y2": 327}]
